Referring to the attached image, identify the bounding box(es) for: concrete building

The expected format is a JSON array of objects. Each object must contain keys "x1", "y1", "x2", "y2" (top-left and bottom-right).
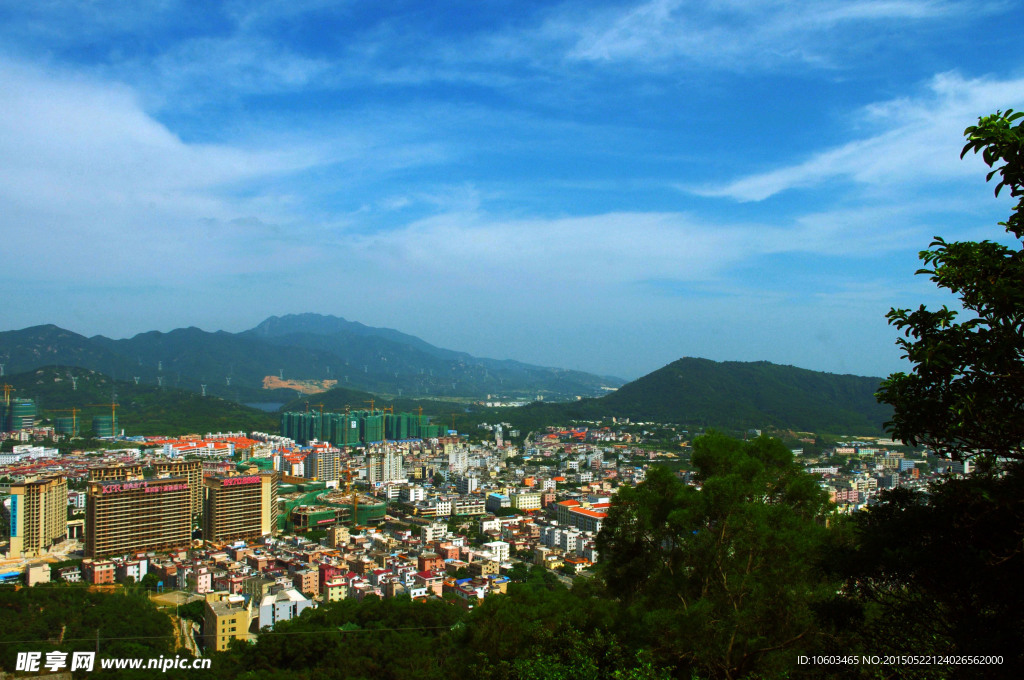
[
  {"x1": 258, "y1": 588, "x2": 313, "y2": 631},
  {"x1": 452, "y1": 497, "x2": 486, "y2": 516},
  {"x1": 203, "y1": 473, "x2": 278, "y2": 544},
  {"x1": 26, "y1": 564, "x2": 51, "y2": 586},
  {"x1": 367, "y1": 451, "x2": 405, "y2": 485},
  {"x1": 509, "y1": 492, "x2": 542, "y2": 512},
  {"x1": 486, "y1": 493, "x2": 510, "y2": 512},
  {"x1": 153, "y1": 459, "x2": 204, "y2": 517},
  {"x1": 88, "y1": 464, "x2": 144, "y2": 482},
  {"x1": 305, "y1": 447, "x2": 340, "y2": 483},
  {"x1": 204, "y1": 593, "x2": 253, "y2": 652},
  {"x1": 82, "y1": 559, "x2": 116, "y2": 584},
  {"x1": 292, "y1": 568, "x2": 319, "y2": 596},
  {"x1": 85, "y1": 477, "x2": 191, "y2": 558},
  {"x1": 481, "y1": 540, "x2": 510, "y2": 562},
  {"x1": 456, "y1": 476, "x2": 479, "y2": 494},
  {"x1": 8, "y1": 476, "x2": 67, "y2": 558}
]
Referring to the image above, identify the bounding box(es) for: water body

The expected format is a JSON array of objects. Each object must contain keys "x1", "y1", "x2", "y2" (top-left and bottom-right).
[{"x1": 245, "y1": 402, "x2": 285, "y2": 412}]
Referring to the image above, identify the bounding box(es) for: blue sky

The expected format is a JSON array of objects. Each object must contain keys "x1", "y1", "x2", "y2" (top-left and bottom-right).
[{"x1": 2, "y1": 0, "x2": 1022, "y2": 381}]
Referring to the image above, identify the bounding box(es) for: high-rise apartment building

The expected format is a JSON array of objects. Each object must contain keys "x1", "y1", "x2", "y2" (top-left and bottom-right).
[
  {"x1": 367, "y1": 451, "x2": 405, "y2": 485},
  {"x1": 203, "y1": 473, "x2": 278, "y2": 544},
  {"x1": 8, "y1": 476, "x2": 68, "y2": 558},
  {"x1": 153, "y1": 459, "x2": 204, "y2": 517},
  {"x1": 85, "y1": 477, "x2": 191, "y2": 558},
  {"x1": 89, "y1": 464, "x2": 144, "y2": 482},
  {"x1": 304, "y1": 447, "x2": 340, "y2": 482}
]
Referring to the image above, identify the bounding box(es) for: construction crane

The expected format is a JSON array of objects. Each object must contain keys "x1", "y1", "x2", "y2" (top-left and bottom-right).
[
  {"x1": 87, "y1": 402, "x2": 120, "y2": 435},
  {"x1": 1, "y1": 384, "x2": 13, "y2": 406},
  {"x1": 46, "y1": 408, "x2": 81, "y2": 435},
  {"x1": 415, "y1": 406, "x2": 425, "y2": 438},
  {"x1": 342, "y1": 465, "x2": 360, "y2": 528},
  {"x1": 309, "y1": 403, "x2": 326, "y2": 442},
  {"x1": 380, "y1": 405, "x2": 393, "y2": 446}
]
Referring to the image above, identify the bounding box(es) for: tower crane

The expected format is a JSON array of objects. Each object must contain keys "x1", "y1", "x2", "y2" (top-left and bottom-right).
[
  {"x1": 342, "y1": 465, "x2": 360, "y2": 528},
  {"x1": 46, "y1": 408, "x2": 81, "y2": 435},
  {"x1": 87, "y1": 402, "x2": 120, "y2": 435}
]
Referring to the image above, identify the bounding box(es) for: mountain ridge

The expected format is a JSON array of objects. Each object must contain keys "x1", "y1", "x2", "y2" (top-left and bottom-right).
[{"x1": 0, "y1": 315, "x2": 622, "y2": 401}]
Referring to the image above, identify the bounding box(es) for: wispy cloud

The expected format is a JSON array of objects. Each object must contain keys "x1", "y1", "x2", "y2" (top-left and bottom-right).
[
  {"x1": 690, "y1": 72, "x2": 1024, "y2": 201},
  {"x1": 552, "y1": 0, "x2": 983, "y2": 70}
]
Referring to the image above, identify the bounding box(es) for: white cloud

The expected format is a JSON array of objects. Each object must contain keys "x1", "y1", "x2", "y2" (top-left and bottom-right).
[
  {"x1": 556, "y1": 0, "x2": 980, "y2": 70},
  {"x1": 330, "y1": 203, "x2": 918, "y2": 297},
  {"x1": 691, "y1": 72, "x2": 1024, "y2": 201},
  {"x1": 0, "y1": 60, "x2": 327, "y2": 279}
]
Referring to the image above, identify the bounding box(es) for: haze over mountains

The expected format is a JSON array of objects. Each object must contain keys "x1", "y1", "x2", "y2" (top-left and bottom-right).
[
  {"x1": 1, "y1": 314, "x2": 892, "y2": 435},
  {"x1": 0, "y1": 314, "x2": 623, "y2": 402}
]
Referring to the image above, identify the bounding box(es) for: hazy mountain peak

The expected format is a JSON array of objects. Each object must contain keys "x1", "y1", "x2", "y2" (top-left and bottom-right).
[{"x1": 250, "y1": 313, "x2": 359, "y2": 337}]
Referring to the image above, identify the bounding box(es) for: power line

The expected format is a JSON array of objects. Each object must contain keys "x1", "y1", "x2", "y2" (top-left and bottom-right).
[{"x1": 0, "y1": 624, "x2": 459, "y2": 646}]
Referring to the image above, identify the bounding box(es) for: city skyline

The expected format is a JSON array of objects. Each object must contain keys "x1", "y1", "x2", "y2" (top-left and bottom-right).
[{"x1": 2, "y1": 1, "x2": 1023, "y2": 380}]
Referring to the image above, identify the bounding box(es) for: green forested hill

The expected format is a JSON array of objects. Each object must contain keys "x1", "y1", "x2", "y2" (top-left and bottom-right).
[
  {"x1": 469, "y1": 358, "x2": 891, "y2": 435},
  {"x1": 0, "y1": 316, "x2": 621, "y2": 402},
  {"x1": 599, "y1": 358, "x2": 890, "y2": 432},
  {"x1": 5, "y1": 366, "x2": 278, "y2": 436}
]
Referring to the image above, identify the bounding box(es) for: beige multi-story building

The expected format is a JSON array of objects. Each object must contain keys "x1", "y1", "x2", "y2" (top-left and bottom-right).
[
  {"x1": 154, "y1": 459, "x2": 204, "y2": 517},
  {"x1": 89, "y1": 464, "x2": 144, "y2": 482},
  {"x1": 85, "y1": 477, "x2": 191, "y2": 558},
  {"x1": 203, "y1": 592, "x2": 253, "y2": 652},
  {"x1": 203, "y1": 473, "x2": 278, "y2": 544},
  {"x1": 8, "y1": 476, "x2": 68, "y2": 558},
  {"x1": 305, "y1": 447, "x2": 340, "y2": 482},
  {"x1": 509, "y1": 491, "x2": 542, "y2": 511}
]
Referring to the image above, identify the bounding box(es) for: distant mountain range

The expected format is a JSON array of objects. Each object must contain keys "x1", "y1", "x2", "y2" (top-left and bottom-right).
[
  {"x1": 3, "y1": 357, "x2": 891, "y2": 438},
  {"x1": 0, "y1": 317, "x2": 892, "y2": 435},
  {"x1": 481, "y1": 358, "x2": 891, "y2": 435},
  {"x1": 0, "y1": 314, "x2": 623, "y2": 401}
]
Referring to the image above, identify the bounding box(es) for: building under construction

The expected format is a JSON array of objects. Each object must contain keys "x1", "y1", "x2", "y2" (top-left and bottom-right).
[
  {"x1": 280, "y1": 409, "x2": 445, "y2": 446},
  {"x1": 1, "y1": 398, "x2": 36, "y2": 432}
]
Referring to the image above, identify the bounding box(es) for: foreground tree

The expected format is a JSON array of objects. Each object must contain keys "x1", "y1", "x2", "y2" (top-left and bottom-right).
[
  {"x1": 830, "y1": 111, "x2": 1024, "y2": 678},
  {"x1": 876, "y1": 110, "x2": 1024, "y2": 463},
  {"x1": 597, "y1": 434, "x2": 834, "y2": 679}
]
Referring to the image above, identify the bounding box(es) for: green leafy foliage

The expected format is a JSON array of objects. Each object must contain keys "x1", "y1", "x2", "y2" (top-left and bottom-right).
[
  {"x1": 0, "y1": 586, "x2": 174, "y2": 679},
  {"x1": 478, "y1": 358, "x2": 891, "y2": 436},
  {"x1": 597, "y1": 434, "x2": 835, "y2": 679},
  {"x1": 825, "y1": 466, "x2": 1024, "y2": 677},
  {"x1": 877, "y1": 110, "x2": 1024, "y2": 462}
]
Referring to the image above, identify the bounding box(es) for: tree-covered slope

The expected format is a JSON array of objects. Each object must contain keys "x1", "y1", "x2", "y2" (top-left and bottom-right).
[
  {"x1": 474, "y1": 358, "x2": 891, "y2": 435},
  {"x1": 600, "y1": 358, "x2": 891, "y2": 432},
  {"x1": 1, "y1": 315, "x2": 622, "y2": 402},
  {"x1": 5, "y1": 366, "x2": 278, "y2": 436}
]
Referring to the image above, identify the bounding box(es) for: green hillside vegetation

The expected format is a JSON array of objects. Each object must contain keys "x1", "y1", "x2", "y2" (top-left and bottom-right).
[
  {"x1": 279, "y1": 385, "x2": 475, "y2": 423},
  {"x1": 0, "y1": 315, "x2": 621, "y2": 402},
  {"x1": 5, "y1": 366, "x2": 278, "y2": 437},
  {"x1": 0, "y1": 585, "x2": 174, "y2": 680},
  {"x1": 459, "y1": 358, "x2": 891, "y2": 436}
]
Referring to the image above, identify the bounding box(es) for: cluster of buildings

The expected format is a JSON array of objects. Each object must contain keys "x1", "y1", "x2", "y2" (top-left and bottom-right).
[
  {"x1": 6, "y1": 399, "x2": 984, "y2": 657},
  {"x1": 2, "y1": 458, "x2": 279, "y2": 561},
  {"x1": 804, "y1": 441, "x2": 970, "y2": 510}
]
